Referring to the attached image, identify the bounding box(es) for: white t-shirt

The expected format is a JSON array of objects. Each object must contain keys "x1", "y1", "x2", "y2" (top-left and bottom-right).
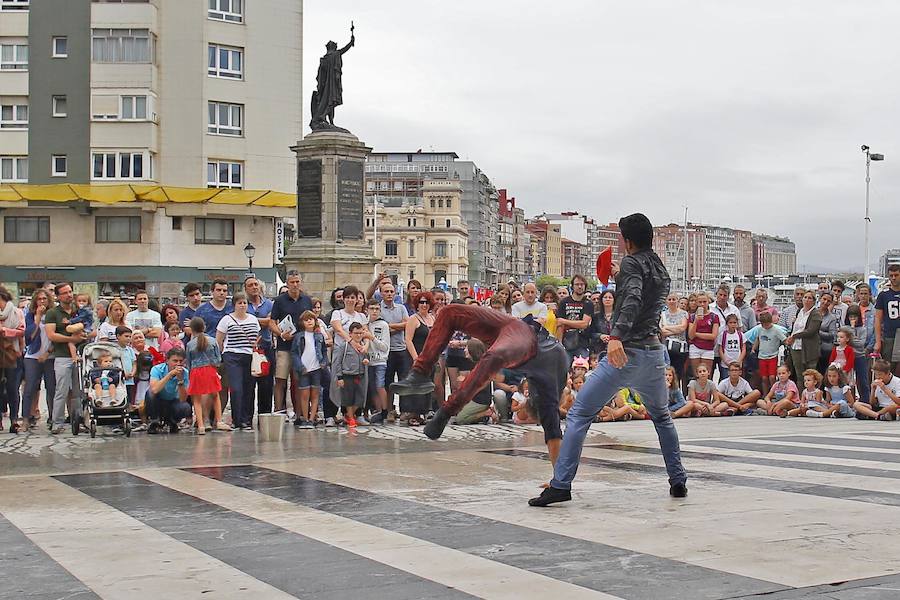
[
  {"x1": 717, "y1": 377, "x2": 753, "y2": 400},
  {"x1": 125, "y1": 309, "x2": 163, "y2": 349},
  {"x1": 331, "y1": 309, "x2": 368, "y2": 348},
  {"x1": 98, "y1": 321, "x2": 120, "y2": 343},
  {"x1": 511, "y1": 300, "x2": 548, "y2": 320},
  {"x1": 874, "y1": 375, "x2": 900, "y2": 408},
  {"x1": 720, "y1": 330, "x2": 744, "y2": 364},
  {"x1": 216, "y1": 313, "x2": 261, "y2": 354},
  {"x1": 300, "y1": 331, "x2": 320, "y2": 373}
]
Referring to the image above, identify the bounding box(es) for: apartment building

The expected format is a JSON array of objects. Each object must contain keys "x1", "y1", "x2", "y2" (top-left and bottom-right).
[
  {"x1": 0, "y1": 0, "x2": 301, "y2": 299},
  {"x1": 0, "y1": 0, "x2": 301, "y2": 189},
  {"x1": 497, "y1": 188, "x2": 528, "y2": 283}
]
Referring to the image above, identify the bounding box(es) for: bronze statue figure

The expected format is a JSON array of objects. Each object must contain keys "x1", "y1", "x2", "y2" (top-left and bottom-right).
[{"x1": 309, "y1": 24, "x2": 355, "y2": 132}]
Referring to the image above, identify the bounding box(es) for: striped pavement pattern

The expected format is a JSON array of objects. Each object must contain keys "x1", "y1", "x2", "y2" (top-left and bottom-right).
[{"x1": 2, "y1": 430, "x2": 900, "y2": 598}]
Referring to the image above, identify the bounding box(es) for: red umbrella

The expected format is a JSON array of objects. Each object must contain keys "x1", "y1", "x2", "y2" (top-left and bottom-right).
[{"x1": 596, "y1": 246, "x2": 613, "y2": 286}]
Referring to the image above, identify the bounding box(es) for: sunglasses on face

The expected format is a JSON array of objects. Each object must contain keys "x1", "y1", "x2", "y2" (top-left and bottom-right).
[{"x1": 419, "y1": 300, "x2": 430, "y2": 305}]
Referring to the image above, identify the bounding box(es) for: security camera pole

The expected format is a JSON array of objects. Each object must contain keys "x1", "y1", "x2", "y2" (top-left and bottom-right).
[{"x1": 862, "y1": 145, "x2": 885, "y2": 279}]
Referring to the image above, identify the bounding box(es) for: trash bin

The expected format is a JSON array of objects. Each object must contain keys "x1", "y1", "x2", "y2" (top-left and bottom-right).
[{"x1": 257, "y1": 413, "x2": 283, "y2": 443}]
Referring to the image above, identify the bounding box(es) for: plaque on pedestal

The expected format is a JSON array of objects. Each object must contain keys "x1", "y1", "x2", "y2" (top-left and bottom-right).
[
  {"x1": 297, "y1": 159, "x2": 323, "y2": 238},
  {"x1": 337, "y1": 159, "x2": 364, "y2": 240}
]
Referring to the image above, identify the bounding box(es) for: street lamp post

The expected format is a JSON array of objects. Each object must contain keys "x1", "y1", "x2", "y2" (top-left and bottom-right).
[
  {"x1": 243, "y1": 242, "x2": 256, "y2": 273},
  {"x1": 862, "y1": 145, "x2": 884, "y2": 279}
]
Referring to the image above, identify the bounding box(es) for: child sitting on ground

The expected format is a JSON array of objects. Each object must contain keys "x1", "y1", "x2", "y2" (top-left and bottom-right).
[
  {"x1": 559, "y1": 374, "x2": 583, "y2": 419},
  {"x1": 790, "y1": 369, "x2": 825, "y2": 417},
  {"x1": 512, "y1": 380, "x2": 538, "y2": 425},
  {"x1": 666, "y1": 366, "x2": 695, "y2": 418},
  {"x1": 687, "y1": 364, "x2": 718, "y2": 416},
  {"x1": 571, "y1": 356, "x2": 589, "y2": 380},
  {"x1": 761, "y1": 365, "x2": 800, "y2": 416},
  {"x1": 66, "y1": 293, "x2": 95, "y2": 361},
  {"x1": 822, "y1": 365, "x2": 856, "y2": 418},
  {"x1": 853, "y1": 359, "x2": 900, "y2": 420},
  {"x1": 715, "y1": 363, "x2": 762, "y2": 415},
  {"x1": 599, "y1": 388, "x2": 646, "y2": 422},
  {"x1": 89, "y1": 351, "x2": 122, "y2": 407}
]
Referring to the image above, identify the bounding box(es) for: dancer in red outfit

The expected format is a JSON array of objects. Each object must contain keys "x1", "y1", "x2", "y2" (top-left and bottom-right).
[{"x1": 391, "y1": 302, "x2": 569, "y2": 459}]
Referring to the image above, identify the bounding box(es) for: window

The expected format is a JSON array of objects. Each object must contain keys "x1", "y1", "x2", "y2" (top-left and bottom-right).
[
  {"x1": 447, "y1": 199, "x2": 452, "y2": 209},
  {"x1": 207, "y1": 160, "x2": 242, "y2": 189},
  {"x1": 91, "y1": 29, "x2": 154, "y2": 63},
  {"x1": 171, "y1": 216, "x2": 182, "y2": 230},
  {"x1": 434, "y1": 241, "x2": 447, "y2": 258},
  {"x1": 0, "y1": 103, "x2": 27, "y2": 128},
  {"x1": 207, "y1": 101, "x2": 242, "y2": 136},
  {"x1": 51, "y1": 155, "x2": 66, "y2": 177},
  {"x1": 4, "y1": 217, "x2": 49, "y2": 243},
  {"x1": 92, "y1": 151, "x2": 147, "y2": 179},
  {"x1": 434, "y1": 270, "x2": 447, "y2": 287},
  {"x1": 430, "y1": 199, "x2": 435, "y2": 208},
  {"x1": 52, "y1": 96, "x2": 66, "y2": 117},
  {"x1": 195, "y1": 218, "x2": 234, "y2": 245},
  {"x1": 408, "y1": 239, "x2": 415, "y2": 258},
  {"x1": 208, "y1": 0, "x2": 243, "y2": 23},
  {"x1": 52, "y1": 36, "x2": 67, "y2": 57},
  {"x1": 385, "y1": 239, "x2": 398, "y2": 256},
  {"x1": 208, "y1": 44, "x2": 243, "y2": 79},
  {"x1": 446, "y1": 219, "x2": 451, "y2": 228},
  {"x1": 121, "y1": 95, "x2": 147, "y2": 120},
  {"x1": 0, "y1": 1, "x2": 30, "y2": 11},
  {"x1": 438, "y1": 198, "x2": 444, "y2": 208},
  {"x1": 95, "y1": 216, "x2": 141, "y2": 243},
  {"x1": 0, "y1": 43, "x2": 28, "y2": 70},
  {"x1": 0, "y1": 156, "x2": 27, "y2": 182},
  {"x1": 430, "y1": 219, "x2": 435, "y2": 228}
]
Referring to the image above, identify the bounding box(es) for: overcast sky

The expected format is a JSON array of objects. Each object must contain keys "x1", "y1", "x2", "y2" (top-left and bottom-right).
[{"x1": 305, "y1": 1, "x2": 900, "y2": 273}]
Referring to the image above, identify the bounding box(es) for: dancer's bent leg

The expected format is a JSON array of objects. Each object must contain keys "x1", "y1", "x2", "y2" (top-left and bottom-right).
[
  {"x1": 629, "y1": 348, "x2": 687, "y2": 487},
  {"x1": 550, "y1": 355, "x2": 625, "y2": 490}
]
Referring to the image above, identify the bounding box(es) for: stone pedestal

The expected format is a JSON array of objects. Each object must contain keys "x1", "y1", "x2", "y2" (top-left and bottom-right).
[{"x1": 283, "y1": 130, "x2": 378, "y2": 301}]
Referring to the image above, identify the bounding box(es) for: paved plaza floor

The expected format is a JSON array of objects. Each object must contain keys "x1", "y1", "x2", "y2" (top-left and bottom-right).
[{"x1": 2, "y1": 417, "x2": 900, "y2": 599}]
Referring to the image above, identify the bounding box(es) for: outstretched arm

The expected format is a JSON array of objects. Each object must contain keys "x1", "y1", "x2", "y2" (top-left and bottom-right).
[{"x1": 340, "y1": 36, "x2": 355, "y2": 54}]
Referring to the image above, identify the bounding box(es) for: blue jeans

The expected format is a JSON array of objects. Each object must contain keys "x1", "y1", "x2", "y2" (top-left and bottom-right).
[
  {"x1": 23, "y1": 357, "x2": 55, "y2": 421},
  {"x1": 551, "y1": 346, "x2": 687, "y2": 490},
  {"x1": 224, "y1": 352, "x2": 253, "y2": 427}
]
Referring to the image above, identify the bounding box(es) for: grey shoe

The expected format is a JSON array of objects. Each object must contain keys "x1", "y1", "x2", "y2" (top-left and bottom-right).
[
  {"x1": 390, "y1": 370, "x2": 435, "y2": 396},
  {"x1": 324, "y1": 417, "x2": 336, "y2": 428}
]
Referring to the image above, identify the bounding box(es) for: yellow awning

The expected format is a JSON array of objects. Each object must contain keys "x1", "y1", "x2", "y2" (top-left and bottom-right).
[{"x1": 0, "y1": 184, "x2": 297, "y2": 207}]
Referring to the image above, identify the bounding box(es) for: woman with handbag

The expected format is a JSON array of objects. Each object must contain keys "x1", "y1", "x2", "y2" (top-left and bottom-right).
[
  {"x1": 216, "y1": 293, "x2": 261, "y2": 430},
  {"x1": 660, "y1": 293, "x2": 689, "y2": 385}
]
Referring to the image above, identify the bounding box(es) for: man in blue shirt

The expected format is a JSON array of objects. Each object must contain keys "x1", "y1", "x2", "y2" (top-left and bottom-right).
[
  {"x1": 245, "y1": 276, "x2": 274, "y2": 414},
  {"x1": 147, "y1": 347, "x2": 191, "y2": 434},
  {"x1": 195, "y1": 279, "x2": 233, "y2": 336},
  {"x1": 268, "y1": 270, "x2": 313, "y2": 411}
]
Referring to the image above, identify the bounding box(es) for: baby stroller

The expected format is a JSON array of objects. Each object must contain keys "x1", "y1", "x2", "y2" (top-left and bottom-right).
[{"x1": 74, "y1": 341, "x2": 131, "y2": 438}]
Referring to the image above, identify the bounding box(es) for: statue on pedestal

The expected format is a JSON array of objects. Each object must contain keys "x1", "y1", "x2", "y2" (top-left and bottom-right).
[{"x1": 309, "y1": 22, "x2": 355, "y2": 133}]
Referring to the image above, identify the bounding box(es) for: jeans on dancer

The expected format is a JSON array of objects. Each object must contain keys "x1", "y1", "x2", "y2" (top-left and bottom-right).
[{"x1": 551, "y1": 345, "x2": 687, "y2": 490}]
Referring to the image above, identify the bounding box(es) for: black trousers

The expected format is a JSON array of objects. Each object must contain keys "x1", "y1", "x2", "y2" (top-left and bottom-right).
[
  {"x1": 146, "y1": 393, "x2": 192, "y2": 425},
  {"x1": 385, "y1": 350, "x2": 410, "y2": 407}
]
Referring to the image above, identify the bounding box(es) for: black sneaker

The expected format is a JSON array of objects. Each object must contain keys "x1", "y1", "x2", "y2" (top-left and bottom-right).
[
  {"x1": 528, "y1": 486, "x2": 572, "y2": 507},
  {"x1": 669, "y1": 482, "x2": 688, "y2": 498},
  {"x1": 423, "y1": 407, "x2": 451, "y2": 440},
  {"x1": 368, "y1": 412, "x2": 385, "y2": 425},
  {"x1": 169, "y1": 422, "x2": 179, "y2": 434},
  {"x1": 390, "y1": 370, "x2": 435, "y2": 396},
  {"x1": 147, "y1": 422, "x2": 161, "y2": 435}
]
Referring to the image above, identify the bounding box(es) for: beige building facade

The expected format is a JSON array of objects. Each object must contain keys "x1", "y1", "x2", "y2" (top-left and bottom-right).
[{"x1": 365, "y1": 180, "x2": 469, "y2": 289}]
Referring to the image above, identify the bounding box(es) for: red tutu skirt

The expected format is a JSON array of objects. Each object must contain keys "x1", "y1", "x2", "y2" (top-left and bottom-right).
[{"x1": 187, "y1": 365, "x2": 222, "y2": 395}]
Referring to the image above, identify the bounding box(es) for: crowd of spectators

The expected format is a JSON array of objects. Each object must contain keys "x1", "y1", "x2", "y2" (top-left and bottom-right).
[{"x1": 0, "y1": 262, "x2": 898, "y2": 435}]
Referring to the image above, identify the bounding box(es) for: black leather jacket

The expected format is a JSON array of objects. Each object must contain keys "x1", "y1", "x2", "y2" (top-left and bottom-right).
[{"x1": 610, "y1": 248, "x2": 670, "y2": 345}]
